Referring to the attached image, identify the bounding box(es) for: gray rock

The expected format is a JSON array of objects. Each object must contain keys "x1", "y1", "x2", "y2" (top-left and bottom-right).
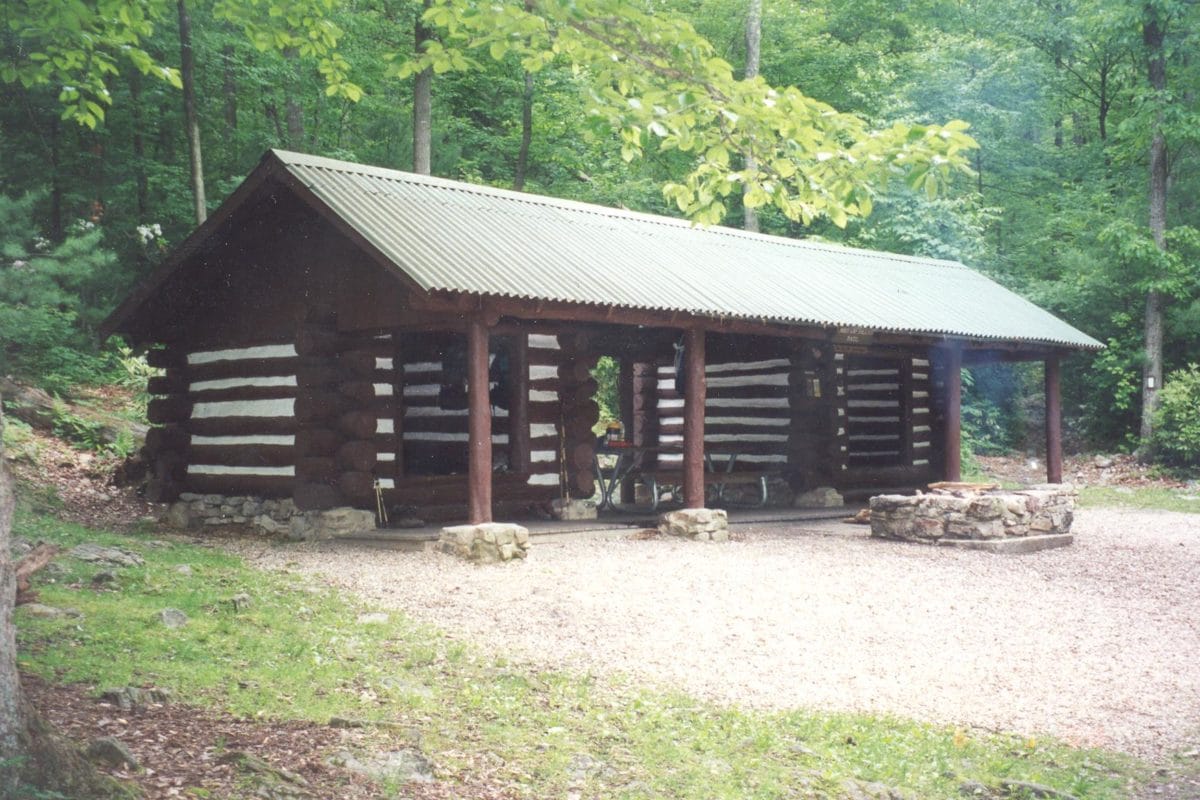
[
  {"x1": 86, "y1": 736, "x2": 139, "y2": 770},
  {"x1": 329, "y1": 717, "x2": 366, "y2": 729},
  {"x1": 174, "y1": 564, "x2": 193, "y2": 576},
  {"x1": 23, "y1": 603, "x2": 67, "y2": 619},
  {"x1": 842, "y1": 779, "x2": 915, "y2": 800},
  {"x1": 254, "y1": 515, "x2": 283, "y2": 534},
  {"x1": 356, "y1": 612, "x2": 389, "y2": 625},
  {"x1": 92, "y1": 569, "x2": 118, "y2": 585},
  {"x1": 70, "y1": 543, "x2": 144, "y2": 567},
  {"x1": 165, "y1": 501, "x2": 196, "y2": 530},
  {"x1": 100, "y1": 686, "x2": 172, "y2": 711},
  {"x1": 330, "y1": 748, "x2": 434, "y2": 784},
  {"x1": 10, "y1": 537, "x2": 34, "y2": 557},
  {"x1": 159, "y1": 608, "x2": 188, "y2": 628},
  {"x1": 231, "y1": 593, "x2": 252, "y2": 612}
]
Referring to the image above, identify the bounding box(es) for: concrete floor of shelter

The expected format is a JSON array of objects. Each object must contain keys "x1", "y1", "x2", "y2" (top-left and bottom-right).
[{"x1": 345, "y1": 504, "x2": 865, "y2": 549}]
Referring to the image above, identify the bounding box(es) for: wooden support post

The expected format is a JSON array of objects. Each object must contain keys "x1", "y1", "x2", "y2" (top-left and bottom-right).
[
  {"x1": 618, "y1": 358, "x2": 635, "y2": 504},
  {"x1": 509, "y1": 334, "x2": 530, "y2": 475},
  {"x1": 467, "y1": 317, "x2": 493, "y2": 524},
  {"x1": 943, "y1": 344, "x2": 962, "y2": 482},
  {"x1": 1045, "y1": 355, "x2": 1063, "y2": 484},
  {"x1": 682, "y1": 327, "x2": 706, "y2": 509}
]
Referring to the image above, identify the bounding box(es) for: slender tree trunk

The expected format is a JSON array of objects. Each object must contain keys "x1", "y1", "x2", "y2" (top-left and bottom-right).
[
  {"x1": 1140, "y1": 6, "x2": 1167, "y2": 446},
  {"x1": 412, "y1": 0, "x2": 433, "y2": 175},
  {"x1": 178, "y1": 0, "x2": 207, "y2": 224},
  {"x1": 222, "y1": 44, "x2": 238, "y2": 135},
  {"x1": 284, "y1": 47, "x2": 304, "y2": 147},
  {"x1": 129, "y1": 71, "x2": 149, "y2": 219},
  {"x1": 0, "y1": 405, "x2": 18, "y2": 800},
  {"x1": 742, "y1": 0, "x2": 762, "y2": 233},
  {"x1": 49, "y1": 117, "x2": 63, "y2": 242},
  {"x1": 514, "y1": 0, "x2": 534, "y2": 191}
]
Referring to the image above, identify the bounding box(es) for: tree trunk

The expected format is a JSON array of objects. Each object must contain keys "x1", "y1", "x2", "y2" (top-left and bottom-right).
[
  {"x1": 129, "y1": 71, "x2": 149, "y2": 219},
  {"x1": 514, "y1": 71, "x2": 534, "y2": 190},
  {"x1": 284, "y1": 47, "x2": 304, "y2": 147},
  {"x1": 1, "y1": 404, "x2": 18, "y2": 800},
  {"x1": 222, "y1": 43, "x2": 238, "y2": 136},
  {"x1": 412, "y1": 0, "x2": 433, "y2": 175},
  {"x1": 513, "y1": 0, "x2": 535, "y2": 191},
  {"x1": 178, "y1": 0, "x2": 207, "y2": 224},
  {"x1": 742, "y1": 0, "x2": 762, "y2": 233},
  {"x1": 1140, "y1": 6, "x2": 1167, "y2": 446}
]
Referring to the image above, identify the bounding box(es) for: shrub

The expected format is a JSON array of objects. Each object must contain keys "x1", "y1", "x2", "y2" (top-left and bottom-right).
[{"x1": 1151, "y1": 364, "x2": 1200, "y2": 470}]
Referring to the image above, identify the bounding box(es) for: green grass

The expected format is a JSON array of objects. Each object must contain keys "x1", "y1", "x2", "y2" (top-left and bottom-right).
[
  {"x1": 14, "y1": 509, "x2": 1145, "y2": 799},
  {"x1": 1079, "y1": 485, "x2": 1200, "y2": 513}
]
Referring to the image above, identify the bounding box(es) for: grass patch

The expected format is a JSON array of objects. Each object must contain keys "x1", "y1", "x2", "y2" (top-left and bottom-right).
[
  {"x1": 1079, "y1": 485, "x2": 1200, "y2": 513},
  {"x1": 14, "y1": 509, "x2": 1144, "y2": 799}
]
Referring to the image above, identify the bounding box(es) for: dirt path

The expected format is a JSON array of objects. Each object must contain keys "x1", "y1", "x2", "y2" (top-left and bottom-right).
[{"x1": 236, "y1": 508, "x2": 1199, "y2": 761}]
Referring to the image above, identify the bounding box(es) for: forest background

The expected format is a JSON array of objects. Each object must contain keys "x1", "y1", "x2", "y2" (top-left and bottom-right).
[{"x1": 2, "y1": 0, "x2": 1200, "y2": 466}]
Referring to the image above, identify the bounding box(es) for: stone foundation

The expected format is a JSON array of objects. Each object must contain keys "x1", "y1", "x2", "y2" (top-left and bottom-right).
[
  {"x1": 658, "y1": 508, "x2": 729, "y2": 542},
  {"x1": 439, "y1": 523, "x2": 530, "y2": 563},
  {"x1": 870, "y1": 484, "x2": 1076, "y2": 550},
  {"x1": 794, "y1": 486, "x2": 844, "y2": 508},
  {"x1": 165, "y1": 493, "x2": 301, "y2": 532},
  {"x1": 164, "y1": 494, "x2": 378, "y2": 541}
]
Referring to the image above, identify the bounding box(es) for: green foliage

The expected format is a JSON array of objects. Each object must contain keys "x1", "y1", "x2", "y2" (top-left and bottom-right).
[
  {"x1": 0, "y1": 194, "x2": 127, "y2": 393},
  {"x1": 15, "y1": 510, "x2": 1142, "y2": 799},
  {"x1": 400, "y1": 0, "x2": 979, "y2": 226},
  {"x1": 961, "y1": 366, "x2": 1026, "y2": 456},
  {"x1": 1150, "y1": 364, "x2": 1200, "y2": 470},
  {"x1": 590, "y1": 355, "x2": 620, "y2": 429}
]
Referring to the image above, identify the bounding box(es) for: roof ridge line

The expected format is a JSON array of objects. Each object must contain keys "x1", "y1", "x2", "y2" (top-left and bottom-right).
[{"x1": 271, "y1": 148, "x2": 968, "y2": 272}]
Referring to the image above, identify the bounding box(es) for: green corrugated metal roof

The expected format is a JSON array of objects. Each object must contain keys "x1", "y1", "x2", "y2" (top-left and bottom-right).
[{"x1": 276, "y1": 149, "x2": 1100, "y2": 349}]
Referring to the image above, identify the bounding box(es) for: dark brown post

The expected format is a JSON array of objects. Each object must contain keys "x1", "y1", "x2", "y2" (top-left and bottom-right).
[
  {"x1": 944, "y1": 344, "x2": 962, "y2": 482},
  {"x1": 509, "y1": 334, "x2": 530, "y2": 474},
  {"x1": 618, "y1": 358, "x2": 636, "y2": 504},
  {"x1": 682, "y1": 327, "x2": 707, "y2": 508},
  {"x1": 1045, "y1": 355, "x2": 1063, "y2": 484},
  {"x1": 467, "y1": 317, "x2": 493, "y2": 523}
]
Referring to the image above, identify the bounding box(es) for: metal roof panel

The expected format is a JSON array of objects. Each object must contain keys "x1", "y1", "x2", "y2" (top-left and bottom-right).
[{"x1": 274, "y1": 149, "x2": 1101, "y2": 349}]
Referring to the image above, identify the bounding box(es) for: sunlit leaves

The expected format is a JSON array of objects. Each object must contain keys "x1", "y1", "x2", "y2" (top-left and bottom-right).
[
  {"x1": 3, "y1": 0, "x2": 363, "y2": 127},
  {"x1": 395, "y1": 0, "x2": 977, "y2": 226}
]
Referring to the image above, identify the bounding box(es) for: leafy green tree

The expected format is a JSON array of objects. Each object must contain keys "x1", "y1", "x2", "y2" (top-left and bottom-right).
[{"x1": 394, "y1": 0, "x2": 979, "y2": 225}]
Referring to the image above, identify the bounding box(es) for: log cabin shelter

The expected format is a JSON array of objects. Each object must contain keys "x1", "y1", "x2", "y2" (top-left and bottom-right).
[{"x1": 103, "y1": 149, "x2": 1102, "y2": 525}]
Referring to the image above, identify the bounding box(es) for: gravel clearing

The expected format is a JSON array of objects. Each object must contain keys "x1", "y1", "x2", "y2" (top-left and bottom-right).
[{"x1": 232, "y1": 508, "x2": 1200, "y2": 761}]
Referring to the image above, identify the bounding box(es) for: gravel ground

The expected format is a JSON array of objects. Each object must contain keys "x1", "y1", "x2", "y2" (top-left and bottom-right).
[{"x1": 232, "y1": 508, "x2": 1200, "y2": 761}]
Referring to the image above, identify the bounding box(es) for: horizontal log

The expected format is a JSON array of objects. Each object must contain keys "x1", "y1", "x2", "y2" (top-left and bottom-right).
[
  {"x1": 339, "y1": 380, "x2": 380, "y2": 404},
  {"x1": 147, "y1": 374, "x2": 188, "y2": 396},
  {"x1": 338, "y1": 411, "x2": 377, "y2": 440},
  {"x1": 336, "y1": 440, "x2": 378, "y2": 472},
  {"x1": 295, "y1": 324, "x2": 342, "y2": 357},
  {"x1": 296, "y1": 363, "x2": 349, "y2": 389},
  {"x1": 295, "y1": 456, "x2": 336, "y2": 482},
  {"x1": 338, "y1": 350, "x2": 382, "y2": 378},
  {"x1": 840, "y1": 355, "x2": 912, "y2": 370},
  {"x1": 296, "y1": 428, "x2": 343, "y2": 457},
  {"x1": 339, "y1": 471, "x2": 376, "y2": 501},
  {"x1": 153, "y1": 452, "x2": 188, "y2": 482},
  {"x1": 144, "y1": 425, "x2": 190, "y2": 455},
  {"x1": 186, "y1": 417, "x2": 298, "y2": 437},
  {"x1": 187, "y1": 385, "x2": 297, "y2": 403},
  {"x1": 293, "y1": 481, "x2": 343, "y2": 510},
  {"x1": 401, "y1": 416, "x2": 510, "y2": 435},
  {"x1": 845, "y1": 421, "x2": 906, "y2": 436},
  {"x1": 189, "y1": 445, "x2": 293, "y2": 468},
  {"x1": 185, "y1": 472, "x2": 293, "y2": 498},
  {"x1": 186, "y1": 357, "x2": 299, "y2": 382},
  {"x1": 146, "y1": 348, "x2": 186, "y2": 369},
  {"x1": 304, "y1": 302, "x2": 338, "y2": 325},
  {"x1": 147, "y1": 397, "x2": 193, "y2": 425},
  {"x1": 295, "y1": 391, "x2": 352, "y2": 423},
  {"x1": 847, "y1": 438, "x2": 903, "y2": 455}
]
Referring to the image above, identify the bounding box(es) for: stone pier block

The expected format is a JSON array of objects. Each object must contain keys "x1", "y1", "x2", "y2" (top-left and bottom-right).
[
  {"x1": 439, "y1": 523, "x2": 530, "y2": 563},
  {"x1": 658, "y1": 508, "x2": 729, "y2": 542},
  {"x1": 550, "y1": 498, "x2": 597, "y2": 521}
]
